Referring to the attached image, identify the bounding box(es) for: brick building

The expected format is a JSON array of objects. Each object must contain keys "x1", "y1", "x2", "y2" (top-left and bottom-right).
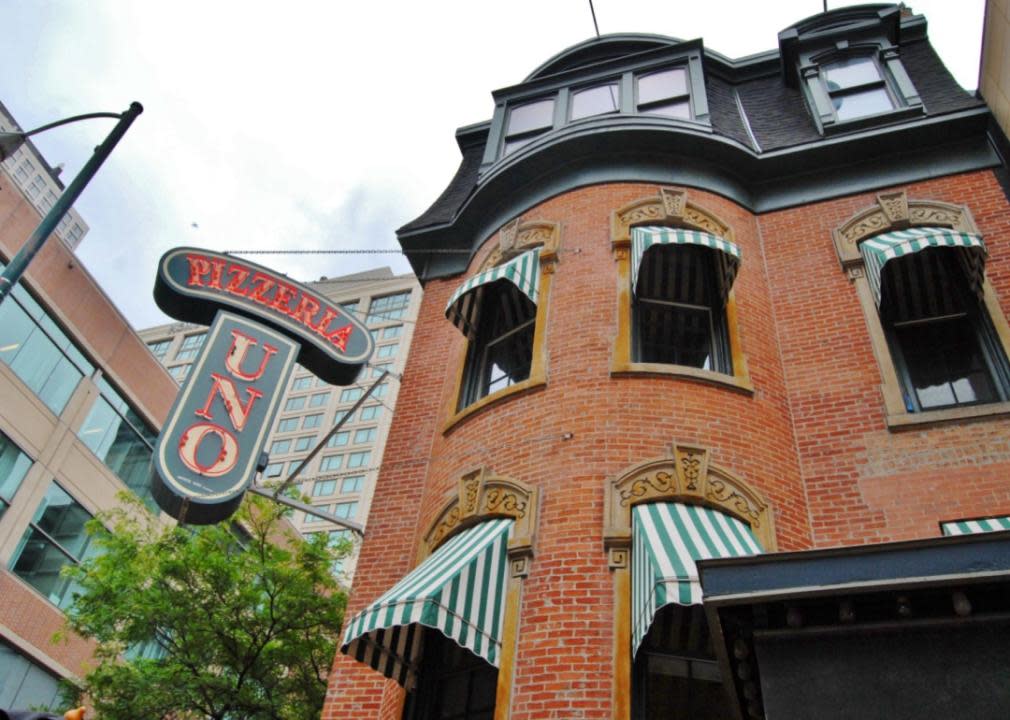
[
  {"x1": 326, "y1": 5, "x2": 1010, "y2": 720},
  {"x1": 0, "y1": 110, "x2": 177, "y2": 706}
]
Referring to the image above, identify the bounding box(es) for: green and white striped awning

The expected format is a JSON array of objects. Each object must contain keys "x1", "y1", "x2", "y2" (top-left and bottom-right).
[
  {"x1": 859, "y1": 227, "x2": 986, "y2": 307},
  {"x1": 632, "y1": 503, "x2": 762, "y2": 655},
  {"x1": 445, "y1": 249, "x2": 541, "y2": 337},
  {"x1": 631, "y1": 227, "x2": 741, "y2": 303},
  {"x1": 942, "y1": 516, "x2": 1010, "y2": 536},
  {"x1": 341, "y1": 518, "x2": 513, "y2": 689}
]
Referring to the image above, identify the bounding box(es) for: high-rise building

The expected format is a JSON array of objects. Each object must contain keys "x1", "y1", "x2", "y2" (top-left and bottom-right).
[
  {"x1": 0, "y1": 101, "x2": 89, "y2": 249},
  {"x1": 139, "y1": 266, "x2": 421, "y2": 581},
  {"x1": 326, "y1": 5, "x2": 1010, "y2": 720},
  {"x1": 0, "y1": 123, "x2": 175, "y2": 708}
]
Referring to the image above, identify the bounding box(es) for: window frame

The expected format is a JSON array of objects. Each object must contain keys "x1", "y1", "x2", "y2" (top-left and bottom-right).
[
  {"x1": 610, "y1": 188, "x2": 752, "y2": 393},
  {"x1": 798, "y1": 43, "x2": 923, "y2": 135},
  {"x1": 833, "y1": 192, "x2": 1010, "y2": 428},
  {"x1": 443, "y1": 221, "x2": 559, "y2": 431},
  {"x1": 482, "y1": 43, "x2": 710, "y2": 169}
]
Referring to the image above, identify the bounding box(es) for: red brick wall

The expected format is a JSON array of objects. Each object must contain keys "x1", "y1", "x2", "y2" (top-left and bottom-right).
[
  {"x1": 325, "y1": 172, "x2": 1010, "y2": 718},
  {"x1": 325, "y1": 183, "x2": 809, "y2": 719},
  {"x1": 760, "y1": 170, "x2": 1010, "y2": 546}
]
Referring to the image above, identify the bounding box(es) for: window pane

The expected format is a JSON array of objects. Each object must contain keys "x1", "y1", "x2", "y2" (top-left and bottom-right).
[
  {"x1": 833, "y1": 87, "x2": 893, "y2": 120},
  {"x1": 292, "y1": 376, "x2": 313, "y2": 390},
  {"x1": 285, "y1": 396, "x2": 306, "y2": 411},
  {"x1": 340, "y1": 388, "x2": 363, "y2": 403},
  {"x1": 334, "y1": 501, "x2": 358, "y2": 519},
  {"x1": 638, "y1": 302, "x2": 714, "y2": 369},
  {"x1": 382, "y1": 325, "x2": 402, "y2": 339},
  {"x1": 354, "y1": 427, "x2": 377, "y2": 444},
  {"x1": 638, "y1": 68, "x2": 688, "y2": 106},
  {"x1": 347, "y1": 451, "x2": 371, "y2": 468},
  {"x1": 571, "y1": 83, "x2": 620, "y2": 120},
  {"x1": 320, "y1": 455, "x2": 343, "y2": 471},
  {"x1": 0, "y1": 641, "x2": 63, "y2": 711},
  {"x1": 503, "y1": 135, "x2": 537, "y2": 156},
  {"x1": 341, "y1": 476, "x2": 363, "y2": 493},
  {"x1": 12, "y1": 483, "x2": 94, "y2": 608},
  {"x1": 313, "y1": 480, "x2": 337, "y2": 497},
  {"x1": 360, "y1": 405, "x2": 381, "y2": 421},
  {"x1": 895, "y1": 318, "x2": 998, "y2": 409},
  {"x1": 303, "y1": 414, "x2": 323, "y2": 429},
  {"x1": 271, "y1": 439, "x2": 291, "y2": 455},
  {"x1": 309, "y1": 392, "x2": 329, "y2": 407},
  {"x1": 0, "y1": 432, "x2": 32, "y2": 512},
  {"x1": 263, "y1": 463, "x2": 284, "y2": 477},
  {"x1": 823, "y1": 57, "x2": 882, "y2": 90},
  {"x1": 327, "y1": 431, "x2": 350, "y2": 447},
  {"x1": 277, "y1": 418, "x2": 299, "y2": 433},
  {"x1": 77, "y1": 385, "x2": 158, "y2": 512},
  {"x1": 295, "y1": 436, "x2": 314, "y2": 452},
  {"x1": 506, "y1": 98, "x2": 555, "y2": 136},
  {"x1": 377, "y1": 343, "x2": 398, "y2": 358},
  {"x1": 640, "y1": 100, "x2": 691, "y2": 119}
]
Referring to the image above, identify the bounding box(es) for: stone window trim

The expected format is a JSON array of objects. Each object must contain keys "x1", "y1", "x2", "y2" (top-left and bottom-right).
[
  {"x1": 602, "y1": 442, "x2": 776, "y2": 720},
  {"x1": 799, "y1": 41, "x2": 923, "y2": 135},
  {"x1": 442, "y1": 219, "x2": 560, "y2": 434},
  {"x1": 413, "y1": 467, "x2": 540, "y2": 720},
  {"x1": 610, "y1": 187, "x2": 753, "y2": 394},
  {"x1": 833, "y1": 191, "x2": 1010, "y2": 429}
]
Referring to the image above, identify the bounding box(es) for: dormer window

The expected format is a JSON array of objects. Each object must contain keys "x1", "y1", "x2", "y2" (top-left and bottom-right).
[
  {"x1": 636, "y1": 67, "x2": 690, "y2": 119},
  {"x1": 822, "y1": 56, "x2": 893, "y2": 121},
  {"x1": 503, "y1": 98, "x2": 555, "y2": 155}
]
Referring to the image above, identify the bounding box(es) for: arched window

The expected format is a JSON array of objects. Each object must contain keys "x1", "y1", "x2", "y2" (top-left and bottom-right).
[
  {"x1": 611, "y1": 188, "x2": 752, "y2": 392},
  {"x1": 443, "y1": 221, "x2": 559, "y2": 427},
  {"x1": 604, "y1": 443, "x2": 775, "y2": 720},
  {"x1": 834, "y1": 193, "x2": 1010, "y2": 426}
]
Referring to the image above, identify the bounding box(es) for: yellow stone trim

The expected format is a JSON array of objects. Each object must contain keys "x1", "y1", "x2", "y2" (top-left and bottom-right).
[
  {"x1": 602, "y1": 443, "x2": 775, "y2": 720},
  {"x1": 419, "y1": 469, "x2": 539, "y2": 720},
  {"x1": 610, "y1": 188, "x2": 750, "y2": 387},
  {"x1": 443, "y1": 220, "x2": 559, "y2": 434},
  {"x1": 833, "y1": 194, "x2": 1010, "y2": 427}
]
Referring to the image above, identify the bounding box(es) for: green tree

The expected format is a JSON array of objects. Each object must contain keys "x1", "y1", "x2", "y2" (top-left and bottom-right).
[{"x1": 59, "y1": 494, "x2": 348, "y2": 720}]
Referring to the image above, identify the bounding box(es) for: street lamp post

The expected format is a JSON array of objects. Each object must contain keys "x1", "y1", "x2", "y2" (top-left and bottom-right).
[{"x1": 0, "y1": 101, "x2": 143, "y2": 305}]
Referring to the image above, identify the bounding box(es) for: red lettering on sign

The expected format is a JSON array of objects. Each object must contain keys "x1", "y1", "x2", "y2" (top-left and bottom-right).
[
  {"x1": 208, "y1": 258, "x2": 227, "y2": 290},
  {"x1": 224, "y1": 266, "x2": 250, "y2": 298},
  {"x1": 178, "y1": 422, "x2": 239, "y2": 477},
  {"x1": 312, "y1": 307, "x2": 340, "y2": 339},
  {"x1": 194, "y1": 372, "x2": 264, "y2": 433},
  {"x1": 248, "y1": 272, "x2": 275, "y2": 308},
  {"x1": 225, "y1": 330, "x2": 278, "y2": 382},
  {"x1": 271, "y1": 280, "x2": 297, "y2": 317},
  {"x1": 186, "y1": 254, "x2": 212, "y2": 287},
  {"x1": 291, "y1": 294, "x2": 321, "y2": 327},
  {"x1": 327, "y1": 324, "x2": 353, "y2": 352}
]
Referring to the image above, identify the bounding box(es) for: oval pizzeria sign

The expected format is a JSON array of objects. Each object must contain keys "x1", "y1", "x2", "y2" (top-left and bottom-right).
[{"x1": 154, "y1": 247, "x2": 373, "y2": 385}]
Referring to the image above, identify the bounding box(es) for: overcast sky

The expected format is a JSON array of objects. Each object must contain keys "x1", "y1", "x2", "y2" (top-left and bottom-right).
[{"x1": 0, "y1": 0, "x2": 985, "y2": 329}]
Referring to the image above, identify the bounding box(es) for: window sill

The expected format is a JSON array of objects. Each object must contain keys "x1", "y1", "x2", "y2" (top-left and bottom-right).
[
  {"x1": 886, "y1": 401, "x2": 1010, "y2": 430},
  {"x1": 610, "y1": 361, "x2": 754, "y2": 395},
  {"x1": 442, "y1": 377, "x2": 547, "y2": 435},
  {"x1": 821, "y1": 105, "x2": 923, "y2": 136}
]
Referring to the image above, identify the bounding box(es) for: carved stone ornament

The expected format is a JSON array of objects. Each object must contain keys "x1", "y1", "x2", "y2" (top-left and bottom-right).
[
  {"x1": 603, "y1": 442, "x2": 776, "y2": 552},
  {"x1": 423, "y1": 468, "x2": 539, "y2": 569},
  {"x1": 611, "y1": 187, "x2": 734, "y2": 251},
  {"x1": 833, "y1": 194, "x2": 979, "y2": 269},
  {"x1": 478, "y1": 219, "x2": 561, "y2": 273}
]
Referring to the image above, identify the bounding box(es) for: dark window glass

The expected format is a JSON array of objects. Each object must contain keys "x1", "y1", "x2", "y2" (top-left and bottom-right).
[
  {"x1": 77, "y1": 377, "x2": 159, "y2": 512},
  {"x1": 403, "y1": 629, "x2": 498, "y2": 720},
  {"x1": 571, "y1": 82, "x2": 620, "y2": 120},
  {"x1": 11, "y1": 482, "x2": 96, "y2": 609},
  {"x1": 460, "y1": 281, "x2": 536, "y2": 408},
  {"x1": 637, "y1": 68, "x2": 690, "y2": 119},
  {"x1": 633, "y1": 604, "x2": 731, "y2": 720},
  {"x1": 633, "y1": 244, "x2": 730, "y2": 373},
  {"x1": 0, "y1": 432, "x2": 32, "y2": 518},
  {"x1": 881, "y1": 248, "x2": 1009, "y2": 411}
]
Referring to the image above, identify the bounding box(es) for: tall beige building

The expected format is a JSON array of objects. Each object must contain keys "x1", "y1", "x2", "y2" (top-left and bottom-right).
[{"x1": 138, "y1": 266, "x2": 421, "y2": 582}]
